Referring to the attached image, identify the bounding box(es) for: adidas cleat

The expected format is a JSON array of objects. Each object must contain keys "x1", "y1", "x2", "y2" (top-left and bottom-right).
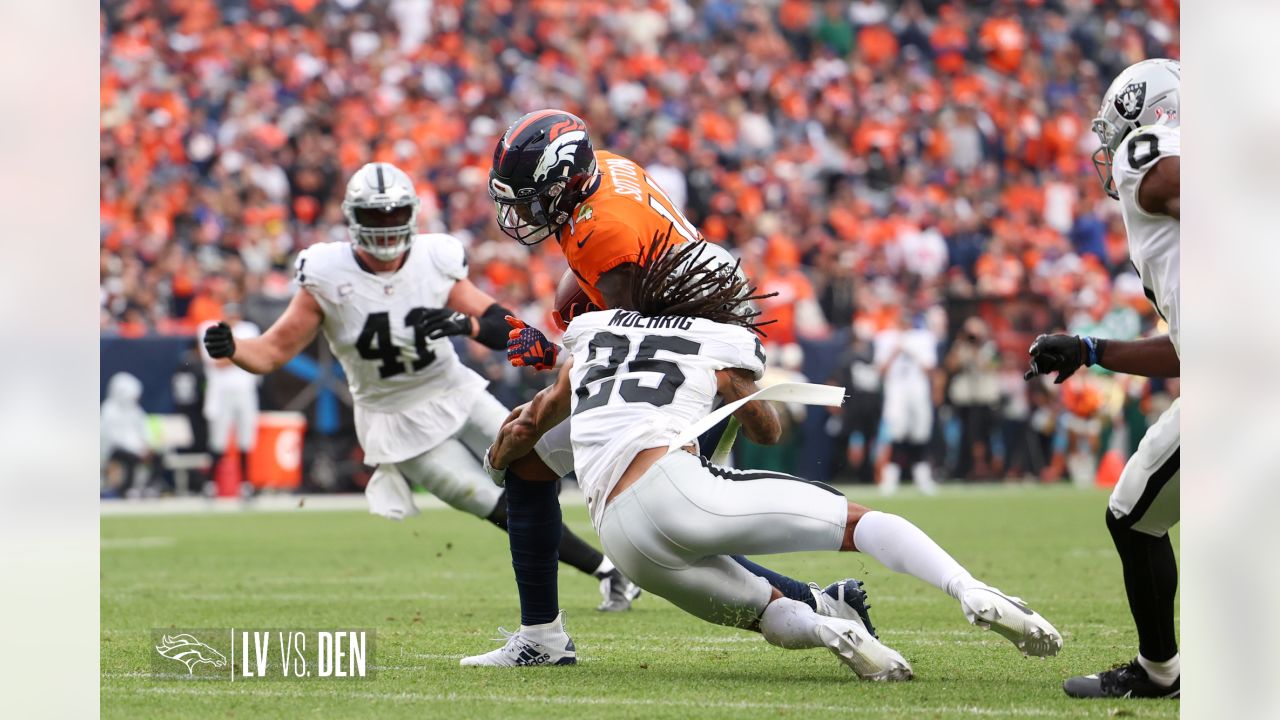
[
  {"x1": 811, "y1": 578, "x2": 877, "y2": 638},
  {"x1": 596, "y1": 569, "x2": 642, "y2": 612},
  {"x1": 1063, "y1": 659, "x2": 1180, "y2": 699},
  {"x1": 459, "y1": 612, "x2": 577, "y2": 667},
  {"x1": 960, "y1": 586, "x2": 1062, "y2": 657},
  {"x1": 816, "y1": 616, "x2": 913, "y2": 682}
]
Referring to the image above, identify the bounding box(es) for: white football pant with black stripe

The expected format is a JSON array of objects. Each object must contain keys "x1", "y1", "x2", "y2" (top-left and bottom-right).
[
  {"x1": 597, "y1": 451, "x2": 848, "y2": 629},
  {"x1": 1108, "y1": 398, "x2": 1179, "y2": 535}
]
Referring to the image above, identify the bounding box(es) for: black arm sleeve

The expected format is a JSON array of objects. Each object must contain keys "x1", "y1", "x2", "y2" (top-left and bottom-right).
[{"x1": 474, "y1": 303, "x2": 513, "y2": 351}]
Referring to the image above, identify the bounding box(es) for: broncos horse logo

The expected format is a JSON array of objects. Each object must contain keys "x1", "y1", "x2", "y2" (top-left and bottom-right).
[
  {"x1": 155, "y1": 634, "x2": 228, "y2": 674},
  {"x1": 532, "y1": 130, "x2": 588, "y2": 183}
]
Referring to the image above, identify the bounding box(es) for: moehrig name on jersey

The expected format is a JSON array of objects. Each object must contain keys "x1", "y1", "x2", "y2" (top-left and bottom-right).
[{"x1": 606, "y1": 310, "x2": 696, "y2": 331}]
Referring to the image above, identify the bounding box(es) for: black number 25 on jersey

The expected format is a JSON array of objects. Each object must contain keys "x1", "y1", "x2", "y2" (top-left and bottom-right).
[
  {"x1": 574, "y1": 332, "x2": 701, "y2": 415},
  {"x1": 356, "y1": 309, "x2": 437, "y2": 378}
]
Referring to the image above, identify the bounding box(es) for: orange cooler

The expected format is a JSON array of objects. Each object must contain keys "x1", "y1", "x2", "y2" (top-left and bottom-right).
[{"x1": 248, "y1": 411, "x2": 307, "y2": 490}]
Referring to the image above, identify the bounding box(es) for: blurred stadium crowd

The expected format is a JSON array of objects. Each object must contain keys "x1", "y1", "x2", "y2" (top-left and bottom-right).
[{"x1": 100, "y1": 0, "x2": 1179, "y2": 489}]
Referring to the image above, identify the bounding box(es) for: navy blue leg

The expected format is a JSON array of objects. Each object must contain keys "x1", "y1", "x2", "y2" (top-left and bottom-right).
[
  {"x1": 731, "y1": 555, "x2": 816, "y2": 609},
  {"x1": 505, "y1": 470, "x2": 562, "y2": 626}
]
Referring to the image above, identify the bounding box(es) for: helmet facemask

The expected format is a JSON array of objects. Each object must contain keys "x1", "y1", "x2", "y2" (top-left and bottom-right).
[
  {"x1": 492, "y1": 179, "x2": 567, "y2": 246},
  {"x1": 347, "y1": 201, "x2": 419, "y2": 261},
  {"x1": 1090, "y1": 117, "x2": 1124, "y2": 200}
]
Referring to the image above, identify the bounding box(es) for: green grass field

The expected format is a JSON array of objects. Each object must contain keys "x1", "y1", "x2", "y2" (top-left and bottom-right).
[{"x1": 102, "y1": 486, "x2": 1178, "y2": 719}]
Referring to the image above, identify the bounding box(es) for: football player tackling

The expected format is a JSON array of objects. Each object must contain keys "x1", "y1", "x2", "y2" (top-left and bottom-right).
[
  {"x1": 201, "y1": 161, "x2": 638, "y2": 611},
  {"x1": 461, "y1": 110, "x2": 874, "y2": 666},
  {"x1": 1025, "y1": 59, "x2": 1181, "y2": 699},
  {"x1": 489, "y1": 239, "x2": 1062, "y2": 679}
]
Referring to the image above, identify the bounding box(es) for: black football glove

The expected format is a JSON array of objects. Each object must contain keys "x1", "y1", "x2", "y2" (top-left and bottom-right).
[
  {"x1": 1024, "y1": 333, "x2": 1086, "y2": 384},
  {"x1": 203, "y1": 321, "x2": 236, "y2": 359},
  {"x1": 416, "y1": 308, "x2": 472, "y2": 340}
]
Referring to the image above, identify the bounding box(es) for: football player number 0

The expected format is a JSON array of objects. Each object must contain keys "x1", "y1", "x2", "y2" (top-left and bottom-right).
[
  {"x1": 356, "y1": 310, "x2": 437, "y2": 378},
  {"x1": 1128, "y1": 133, "x2": 1160, "y2": 169},
  {"x1": 574, "y1": 332, "x2": 701, "y2": 415}
]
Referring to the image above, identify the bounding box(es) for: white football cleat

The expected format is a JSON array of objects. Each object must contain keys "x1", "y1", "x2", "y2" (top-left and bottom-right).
[
  {"x1": 815, "y1": 616, "x2": 913, "y2": 681},
  {"x1": 960, "y1": 586, "x2": 1063, "y2": 657},
  {"x1": 459, "y1": 611, "x2": 577, "y2": 667}
]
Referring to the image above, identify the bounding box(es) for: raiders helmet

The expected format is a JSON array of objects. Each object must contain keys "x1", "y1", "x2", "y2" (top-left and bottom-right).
[
  {"x1": 342, "y1": 162, "x2": 421, "y2": 261},
  {"x1": 1092, "y1": 59, "x2": 1180, "y2": 199},
  {"x1": 489, "y1": 109, "x2": 598, "y2": 245}
]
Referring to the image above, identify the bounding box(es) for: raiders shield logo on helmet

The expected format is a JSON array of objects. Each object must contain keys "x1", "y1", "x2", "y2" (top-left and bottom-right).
[{"x1": 1114, "y1": 82, "x2": 1147, "y2": 121}]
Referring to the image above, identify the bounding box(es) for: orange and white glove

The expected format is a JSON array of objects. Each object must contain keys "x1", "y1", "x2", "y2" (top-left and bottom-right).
[{"x1": 505, "y1": 316, "x2": 560, "y2": 371}]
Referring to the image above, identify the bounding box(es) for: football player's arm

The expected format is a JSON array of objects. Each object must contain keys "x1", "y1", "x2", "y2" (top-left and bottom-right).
[
  {"x1": 1094, "y1": 335, "x2": 1180, "y2": 377},
  {"x1": 715, "y1": 367, "x2": 782, "y2": 446},
  {"x1": 489, "y1": 357, "x2": 575, "y2": 469},
  {"x1": 210, "y1": 289, "x2": 322, "y2": 374},
  {"x1": 1138, "y1": 156, "x2": 1180, "y2": 219},
  {"x1": 595, "y1": 263, "x2": 639, "y2": 310},
  {"x1": 435, "y1": 278, "x2": 518, "y2": 350},
  {"x1": 1025, "y1": 333, "x2": 1179, "y2": 383}
]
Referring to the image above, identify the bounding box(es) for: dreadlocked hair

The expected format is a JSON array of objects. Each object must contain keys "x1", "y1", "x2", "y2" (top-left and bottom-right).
[{"x1": 629, "y1": 226, "x2": 777, "y2": 336}]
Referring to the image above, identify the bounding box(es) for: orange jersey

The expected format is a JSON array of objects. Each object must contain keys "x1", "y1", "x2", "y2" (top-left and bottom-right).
[{"x1": 555, "y1": 151, "x2": 702, "y2": 308}]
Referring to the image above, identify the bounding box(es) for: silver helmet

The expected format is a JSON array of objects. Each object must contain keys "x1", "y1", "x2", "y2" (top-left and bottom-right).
[
  {"x1": 1091, "y1": 58, "x2": 1180, "y2": 199},
  {"x1": 341, "y1": 162, "x2": 421, "y2": 261}
]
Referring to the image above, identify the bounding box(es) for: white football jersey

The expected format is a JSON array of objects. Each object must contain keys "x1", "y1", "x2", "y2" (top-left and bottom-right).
[
  {"x1": 873, "y1": 327, "x2": 937, "y2": 398},
  {"x1": 562, "y1": 309, "x2": 765, "y2": 527},
  {"x1": 295, "y1": 235, "x2": 488, "y2": 463},
  {"x1": 1113, "y1": 124, "x2": 1180, "y2": 355}
]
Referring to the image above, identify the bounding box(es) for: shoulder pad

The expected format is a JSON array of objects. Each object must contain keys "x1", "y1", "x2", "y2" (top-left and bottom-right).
[
  {"x1": 701, "y1": 320, "x2": 766, "y2": 381},
  {"x1": 418, "y1": 233, "x2": 468, "y2": 281},
  {"x1": 294, "y1": 242, "x2": 351, "y2": 296},
  {"x1": 562, "y1": 309, "x2": 613, "y2": 351},
  {"x1": 1115, "y1": 125, "x2": 1180, "y2": 192}
]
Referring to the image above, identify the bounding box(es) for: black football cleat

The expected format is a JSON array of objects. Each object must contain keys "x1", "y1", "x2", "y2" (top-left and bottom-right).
[{"x1": 1064, "y1": 659, "x2": 1180, "y2": 699}]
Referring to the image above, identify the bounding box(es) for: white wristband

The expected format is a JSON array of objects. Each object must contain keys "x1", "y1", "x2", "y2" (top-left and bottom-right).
[{"x1": 482, "y1": 445, "x2": 507, "y2": 487}]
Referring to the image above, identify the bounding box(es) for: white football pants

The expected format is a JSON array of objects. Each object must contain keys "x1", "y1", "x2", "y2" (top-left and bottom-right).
[
  {"x1": 393, "y1": 391, "x2": 508, "y2": 518},
  {"x1": 206, "y1": 388, "x2": 259, "y2": 453},
  {"x1": 1109, "y1": 398, "x2": 1179, "y2": 536},
  {"x1": 597, "y1": 451, "x2": 848, "y2": 629}
]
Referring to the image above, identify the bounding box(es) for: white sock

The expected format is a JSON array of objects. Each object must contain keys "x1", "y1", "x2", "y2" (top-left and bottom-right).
[
  {"x1": 520, "y1": 612, "x2": 566, "y2": 641},
  {"x1": 912, "y1": 462, "x2": 937, "y2": 495},
  {"x1": 592, "y1": 557, "x2": 615, "y2": 577},
  {"x1": 881, "y1": 463, "x2": 901, "y2": 495},
  {"x1": 1138, "y1": 653, "x2": 1180, "y2": 686},
  {"x1": 853, "y1": 510, "x2": 981, "y2": 600},
  {"x1": 759, "y1": 598, "x2": 825, "y2": 649}
]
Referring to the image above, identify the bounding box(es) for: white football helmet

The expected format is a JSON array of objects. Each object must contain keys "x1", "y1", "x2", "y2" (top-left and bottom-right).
[
  {"x1": 671, "y1": 239, "x2": 754, "y2": 309},
  {"x1": 342, "y1": 162, "x2": 421, "y2": 261},
  {"x1": 1092, "y1": 58, "x2": 1180, "y2": 199}
]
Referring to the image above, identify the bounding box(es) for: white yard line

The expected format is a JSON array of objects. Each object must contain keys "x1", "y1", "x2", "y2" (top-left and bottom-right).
[
  {"x1": 100, "y1": 537, "x2": 176, "y2": 549},
  {"x1": 103, "y1": 683, "x2": 1100, "y2": 717},
  {"x1": 101, "y1": 484, "x2": 1101, "y2": 517}
]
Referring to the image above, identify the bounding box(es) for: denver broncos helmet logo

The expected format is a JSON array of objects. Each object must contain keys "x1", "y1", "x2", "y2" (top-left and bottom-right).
[
  {"x1": 155, "y1": 634, "x2": 228, "y2": 674},
  {"x1": 533, "y1": 130, "x2": 588, "y2": 184}
]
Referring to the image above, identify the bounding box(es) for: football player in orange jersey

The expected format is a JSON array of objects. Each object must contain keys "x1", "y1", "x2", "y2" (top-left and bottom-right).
[{"x1": 461, "y1": 110, "x2": 872, "y2": 666}]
